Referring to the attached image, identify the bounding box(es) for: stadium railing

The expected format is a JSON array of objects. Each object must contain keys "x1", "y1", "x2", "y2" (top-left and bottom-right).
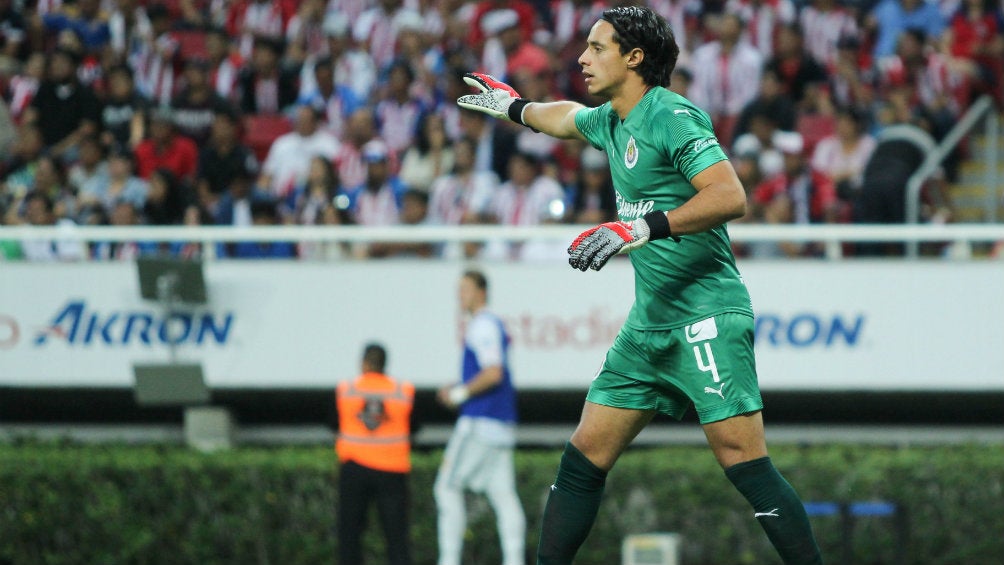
[{"x1": 3, "y1": 223, "x2": 1004, "y2": 261}]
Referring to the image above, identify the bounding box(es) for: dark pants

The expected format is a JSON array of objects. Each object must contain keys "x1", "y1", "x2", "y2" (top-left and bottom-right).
[{"x1": 338, "y1": 460, "x2": 412, "y2": 565}]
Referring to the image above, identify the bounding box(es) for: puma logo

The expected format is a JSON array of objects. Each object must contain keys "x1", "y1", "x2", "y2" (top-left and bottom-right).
[
  {"x1": 754, "y1": 508, "x2": 780, "y2": 518},
  {"x1": 704, "y1": 383, "x2": 725, "y2": 400}
]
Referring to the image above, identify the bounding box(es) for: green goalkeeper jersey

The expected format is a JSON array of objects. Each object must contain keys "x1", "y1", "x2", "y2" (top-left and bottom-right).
[{"x1": 574, "y1": 87, "x2": 753, "y2": 330}]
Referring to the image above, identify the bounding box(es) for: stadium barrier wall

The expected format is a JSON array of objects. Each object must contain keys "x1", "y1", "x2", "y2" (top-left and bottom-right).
[{"x1": 2, "y1": 256, "x2": 1003, "y2": 392}]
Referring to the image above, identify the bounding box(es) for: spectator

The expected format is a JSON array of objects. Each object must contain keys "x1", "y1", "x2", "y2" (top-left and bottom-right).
[
  {"x1": 798, "y1": 0, "x2": 860, "y2": 70},
  {"x1": 284, "y1": 0, "x2": 327, "y2": 68},
  {"x1": 398, "y1": 112, "x2": 454, "y2": 193},
  {"x1": 143, "y1": 166, "x2": 186, "y2": 226},
  {"x1": 334, "y1": 342, "x2": 416, "y2": 565},
  {"x1": 828, "y1": 35, "x2": 876, "y2": 110},
  {"x1": 353, "y1": 0, "x2": 414, "y2": 72},
  {"x1": 566, "y1": 146, "x2": 616, "y2": 225},
  {"x1": 392, "y1": 8, "x2": 445, "y2": 100},
  {"x1": 4, "y1": 52, "x2": 44, "y2": 125},
  {"x1": 24, "y1": 48, "x2": 101, "y2": 160},
  {"x1": 205, "y1": 26, "x2": 243, "y2": 100},
  {"x1": 687, "y1": 12, "x2": 763, "y2": 147},
  {"x1": 16, "y1": 190, "x2": 87, "y2": 262},
  {"x1": 107, "y1": 0, "x2": 151, "y2": 62},
  {"x1": 763, "y1": 23, "x2": 829, "y2": 107},
  {"x1": 333, "y1": 106, "x2": 381, "y2": 190},
  {"x1": 732, "y1": 108, "x2": 788, "y2": 179},
  {"x1": 877, "y1": 28, "x2": 965, "y2": 133},
  {"x1": 427, "y1": 136, "x2": 498, "y2": 258},
  {"x1": 131, "y1": 3, "x2": 178, "y2": 107},
  {"x1": 510, "y1": 68, "x2": 561, "y2": 161},
  {"x1": 100, "y1": 64, "x2": 149, "y2": 150},
  {"x1": 726, "y1": 0, "x2": 797, "y2": 59},
  {"x1": 171, "y1": 59, "x2": 236, "y2": 146},
  {"x1": 236, "y1": 37, "x2": 299, "y2": 115},
  {"x1": 134, "y1": 107, "x2": 199, "y2": 183},
  {"x1": 484, "y1": 151, "x2": 566, "y2": 260},
  {"x1": 318, "y1": 11, "x2": 377, "y2": 104},
  {"x1": 751, "y1": 132, "x2": 839, "y2": 256},
  {"x1": 38, "y1": 0, "x2": 110, "y2": 54},
  {"x1": 67, "y1": 135, "x2": 110, "y2": 201},
  {"x1": 369, "y1": 189, "x2": 436, "y2": 258},
  {"x1": 944, "y1": 0, "x2": 1004, "y2": 105},
  {"x1": 232, "y1": 199, "x2": 297, "y2": 259},
  {"x1": 867, "y1": 0, "x2": 947, "y2": 59},
  {"x1": 374, "y1": 60, "x2": 426, "y2": 157},
  {"x1": 457, "y1": 108, "x2": 518, "y2": 183},
  {"x1": 259, "y1": 104, "x2": 340, "y2": 198},
  {"x1": 345, "y1": 139, "x2": 406, "y2": 232},
  {"x1": 810, "y1": 106, "x2": 877, "y2": 211},
  {"x1": 287, "y1": 155, "x2": 340, "y2": 225},
  {"x1": 479, "y1": 8, "x2": 550, "y2": 81},
  {"x1": 226, "y1": 0, "x2": 296, "y2": 60},
  {"x1": 196, "y1": 108, "x2": 259, "y2": 203},
  {"x1": 490, "y1": 151, "x2": 565, "y2": 227},
  {"x1": 0, "y1": 0, "x2": 26, "y2": 71},
  {"x1": 211, "y1": 158, "x2": 271, "y2": 233},
  {"x1": 0, "y1": 123, "x2": 45, "y2": 201},
  {"x1": 468, "y1": 0, "x2": 538, "y2": 49},
  {"x1": 92, "y1": 200, "x2": 153, "y2": 261},
  {"x1": 732, "y1": 68, "x2": 797, "y2": 142},
  {"x1": 31, "y1": 155, "x2": 77, "y2": 220},
  {"x1": 756, "y1": 131, "x2": 840, "y2": 223},
  {"x1": 296, "y1": 56, "x2": 362, "y2": 139}
]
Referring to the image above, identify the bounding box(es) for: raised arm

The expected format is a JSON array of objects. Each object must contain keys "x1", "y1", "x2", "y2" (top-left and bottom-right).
[{"x1": 456, "y1": 73, "x2": 586, "y2": 140}]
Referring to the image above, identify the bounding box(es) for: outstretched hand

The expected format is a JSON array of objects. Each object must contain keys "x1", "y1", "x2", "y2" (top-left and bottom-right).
[{"x1": 456, "y1": 72, "x2": 530, "y2": 125}]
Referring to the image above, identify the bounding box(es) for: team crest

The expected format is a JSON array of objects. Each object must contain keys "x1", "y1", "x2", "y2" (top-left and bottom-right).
[{"x1": 624, "y1": 136, "x2": 639, "y2": 169}]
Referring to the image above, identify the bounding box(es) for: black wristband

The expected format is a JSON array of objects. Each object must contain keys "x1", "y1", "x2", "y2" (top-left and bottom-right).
[
  {"x1": 508, "y1": 98, "x2": 532, "y2": 126},
  {"x1": 642, "y1": 210, "x2": 680, "y2": 242}
]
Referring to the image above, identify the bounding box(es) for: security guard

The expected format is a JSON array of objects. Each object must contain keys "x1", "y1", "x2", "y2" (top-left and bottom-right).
[{"x1": 335, "y1": 343, "x2": 415, "y2": 565}]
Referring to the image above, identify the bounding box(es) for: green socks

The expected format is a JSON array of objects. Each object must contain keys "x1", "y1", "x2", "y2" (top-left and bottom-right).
[
  {"x1": 725, "y1": 456, "x2": 823, "y2": 565},
  {"x1": 536, "y1": 442, "x2": 607, "y2": 565}
]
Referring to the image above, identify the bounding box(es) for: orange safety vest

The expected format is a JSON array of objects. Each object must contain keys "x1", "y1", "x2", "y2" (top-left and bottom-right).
[{"x1": 335, "y1": 372, "x2": 414, "y2": 473}]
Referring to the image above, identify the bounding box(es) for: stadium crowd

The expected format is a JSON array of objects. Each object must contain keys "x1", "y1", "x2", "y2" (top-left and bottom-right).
[{"x1": 0, "y1": 0, "x2": 1001, "y2": 261}]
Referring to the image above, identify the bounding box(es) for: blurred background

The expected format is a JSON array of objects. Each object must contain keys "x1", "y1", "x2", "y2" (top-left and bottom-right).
[{"x1": 1, "y1": 0, "x2": 1003, "y2": 564}]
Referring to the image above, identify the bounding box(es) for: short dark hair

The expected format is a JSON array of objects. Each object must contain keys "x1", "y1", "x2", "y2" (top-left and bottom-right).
[
  {"x1": 362, "y1": 343, "x2": 387, "y2": 373},
  {"x1": 600, "y1": 6, "x2": 679, "y2": 88},
  {"x1": 463, "y1": 270, "x2": 488, "y2": 294}
]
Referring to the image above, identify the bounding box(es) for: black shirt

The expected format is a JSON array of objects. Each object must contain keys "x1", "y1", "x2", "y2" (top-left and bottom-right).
[
  {"x1": 171, "y1": 89, "x2": 236, "y2": 145},
  {"x1": 102, "y1": 93, "x2": 149, "y2": 148},
  {"x1": 31, "y1": 80, "x2": 102, "y2": 147},
  {"x1": 197, "y1": 143, "x2": 259, "y2": 195}
]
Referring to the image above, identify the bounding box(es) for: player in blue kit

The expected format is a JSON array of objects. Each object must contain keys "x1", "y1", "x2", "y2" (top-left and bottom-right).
[
  {"x1": 458, "y1": 5, "x2": 822, "y2": 565},
  {"x1": 435, "y1": 270, "x2": 526, "y2": 565}
]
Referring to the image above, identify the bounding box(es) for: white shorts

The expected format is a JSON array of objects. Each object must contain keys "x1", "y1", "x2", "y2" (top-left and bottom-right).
[{"x1": 437, "y1": 416, "x2": 516, "y2": 493}]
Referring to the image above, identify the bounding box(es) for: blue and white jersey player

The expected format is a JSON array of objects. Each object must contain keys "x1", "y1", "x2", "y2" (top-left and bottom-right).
[{"x1": 435, "y1": 269, "x2": 526, "y2": 565}]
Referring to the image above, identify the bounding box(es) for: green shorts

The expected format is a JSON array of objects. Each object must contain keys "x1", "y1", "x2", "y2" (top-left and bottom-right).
[{"x1": 586, "y1": 312, "x2": 763, "y2": 424}]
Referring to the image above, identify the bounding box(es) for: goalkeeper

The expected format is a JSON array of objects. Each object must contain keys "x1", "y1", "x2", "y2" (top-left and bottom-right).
[{"x1": 457, "y1": 6, "x2": 822, "y2": 565}]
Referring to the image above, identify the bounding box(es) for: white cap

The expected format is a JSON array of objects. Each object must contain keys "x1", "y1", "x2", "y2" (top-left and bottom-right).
[
  {"x1": 361, "y1": 139, "x2": 390, "y2": 162},
  {"x1": 323, "y1": 12, "x2": 350, "y2": 37},
  {"x1": 393, "y1": 9, "x2": 425, "y2": 33},
  {"x1": 580, "y1": 146, "x2": 608, "y2": 170},
  {"x1": 481, "y1": 9, "x2": 519, "y2": 36},
  {"x1": 772, "y1": 131, "x2": 804, "y2": 155}
]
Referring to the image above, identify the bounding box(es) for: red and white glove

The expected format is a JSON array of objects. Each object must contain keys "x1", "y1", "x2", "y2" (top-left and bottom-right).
[
  {"x1": 456, "y1": 72, "x2": 532, "y2": 126},
  {"x1": 567, "y1": 211, "x2": 676, "y2": 271}
]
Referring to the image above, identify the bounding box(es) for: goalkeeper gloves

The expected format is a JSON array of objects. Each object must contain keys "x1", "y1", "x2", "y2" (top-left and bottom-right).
[
  {"x1": 456, "y1": 72, "x2": 533, "y2": 127},
  {"x1": 567, "y1": 211, "x2": 677, "y2": 271}
]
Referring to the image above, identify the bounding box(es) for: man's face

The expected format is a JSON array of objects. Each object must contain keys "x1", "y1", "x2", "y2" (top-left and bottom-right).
[
  {"x1": 458, "y1": 276, "x2": 482, "y2": 314},
  {"x1": 25, "y1": 198, "x2": 52, "y2": 226},
  {"x1": 578, "y1": 20, "x2": 630, "y2": 99}
]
